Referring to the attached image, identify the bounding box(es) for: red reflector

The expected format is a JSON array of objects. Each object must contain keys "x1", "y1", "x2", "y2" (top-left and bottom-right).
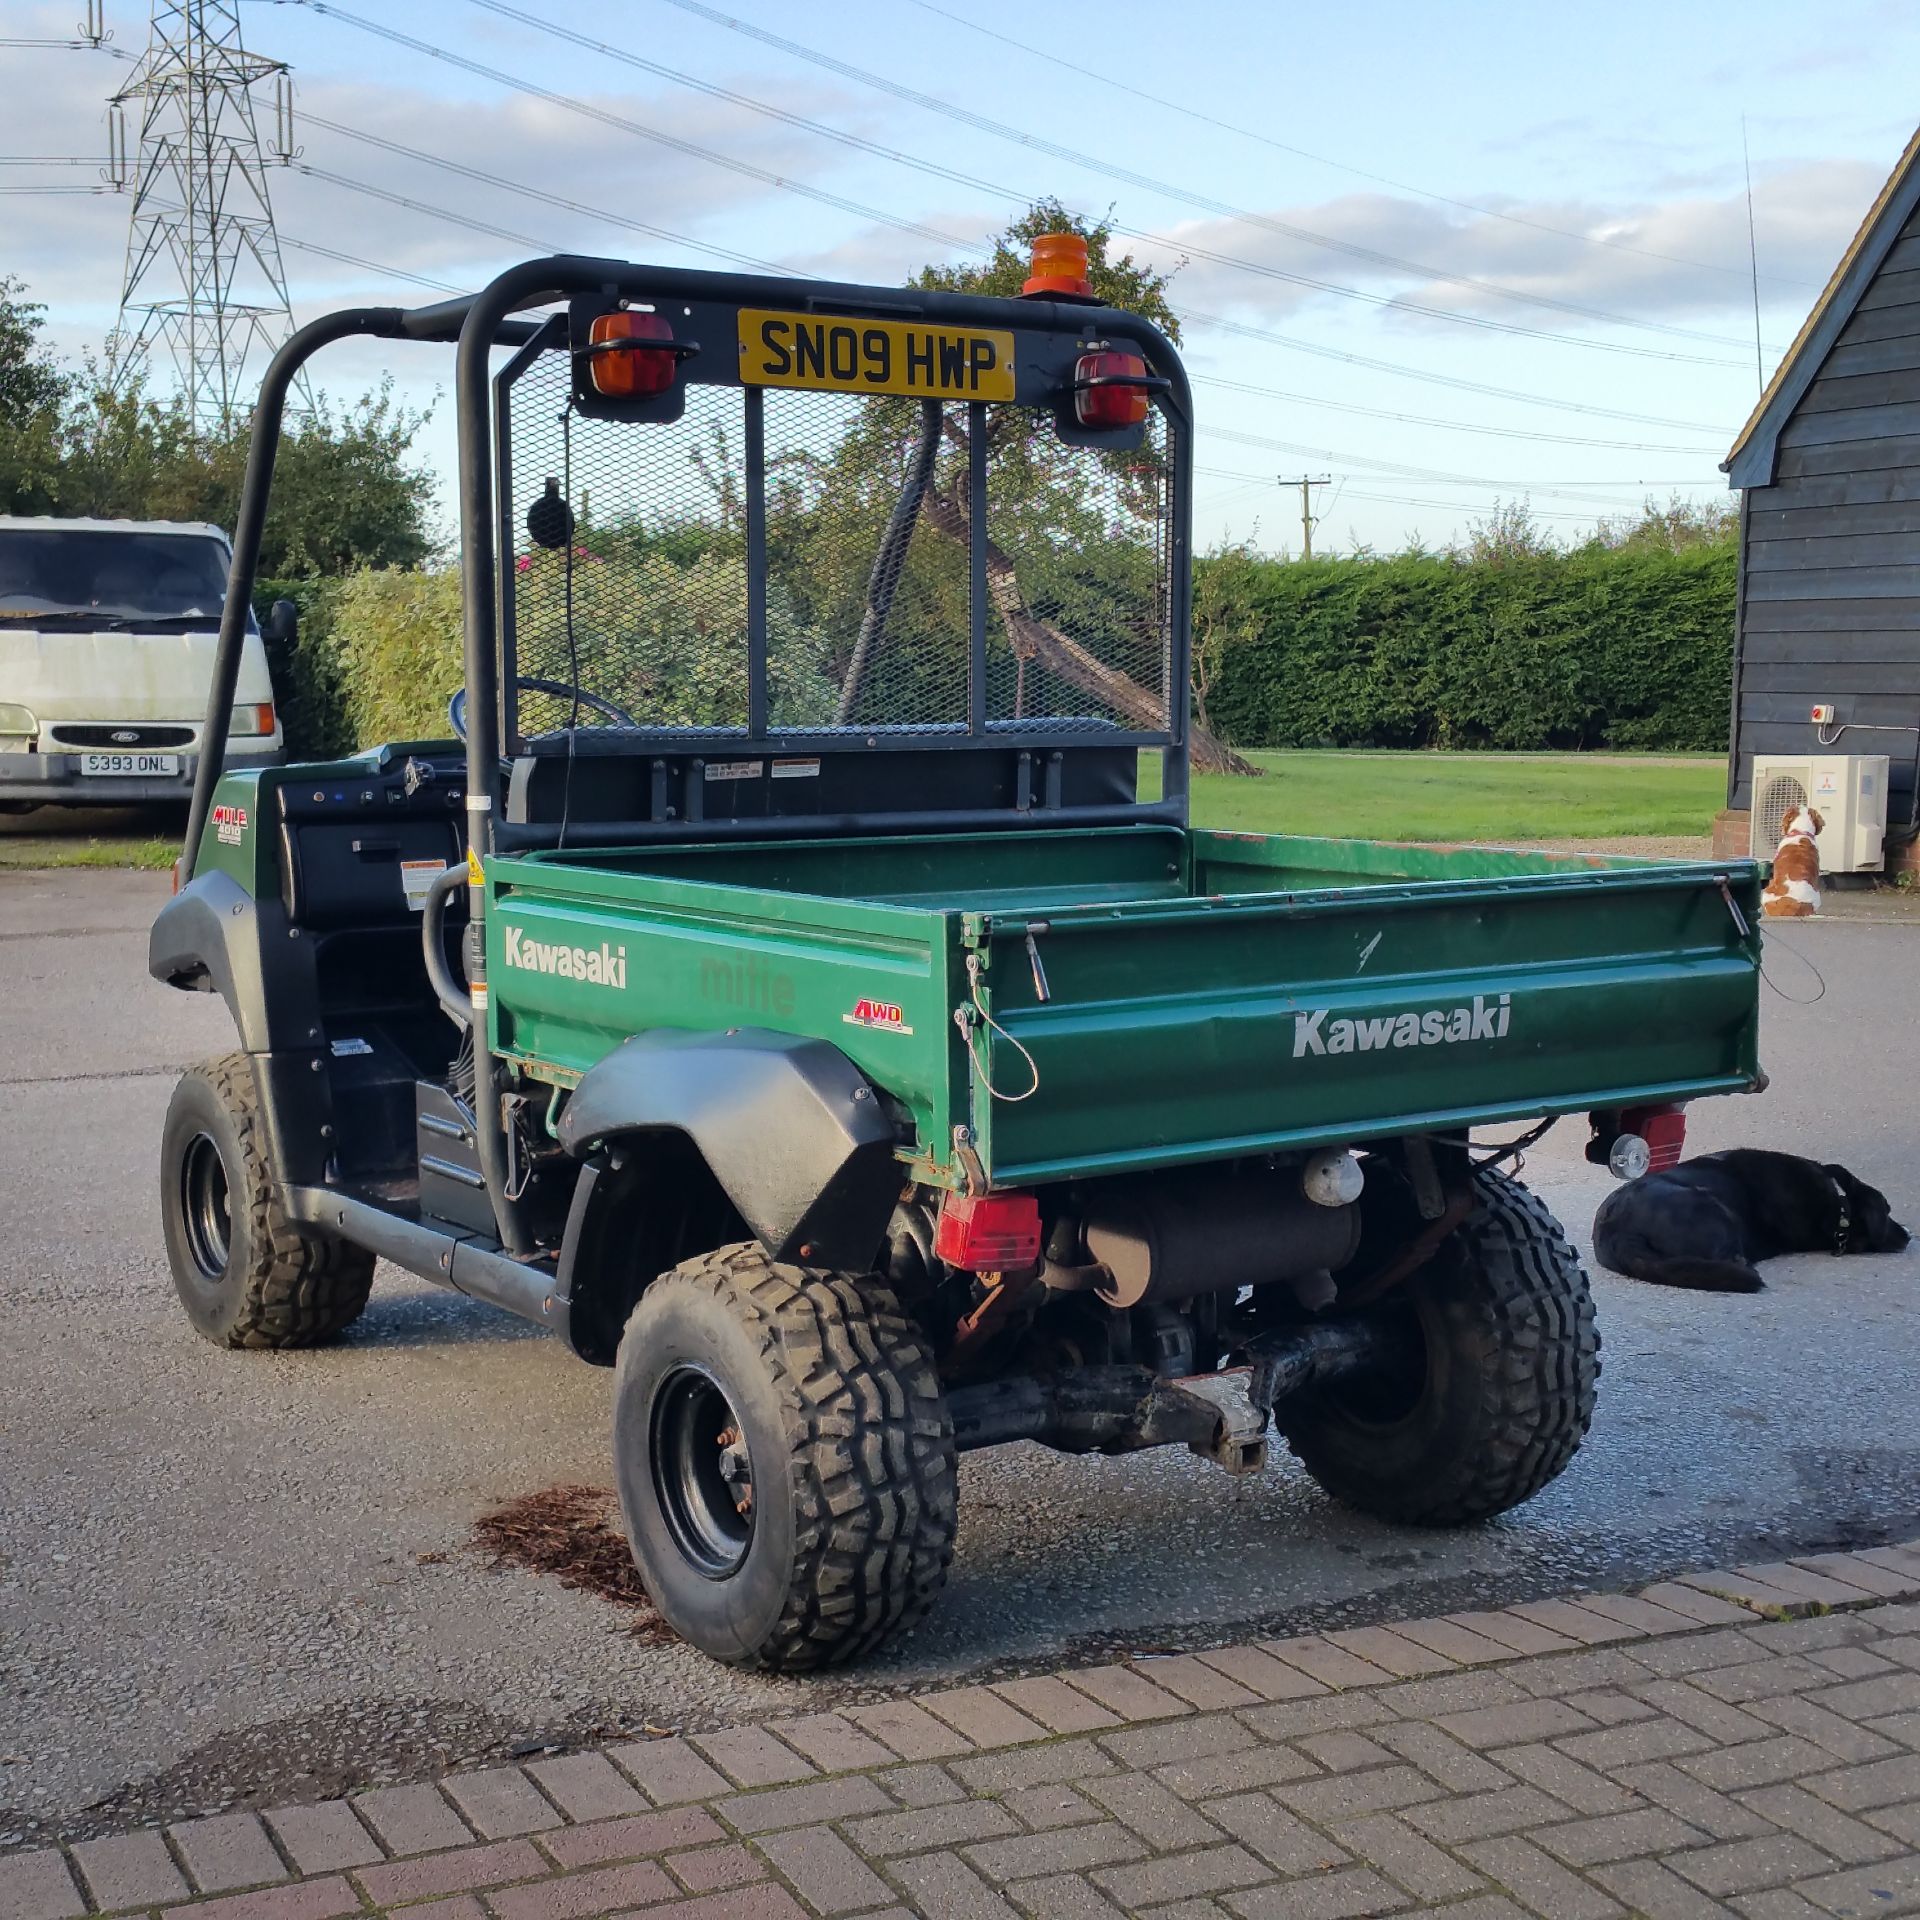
[
  {"x1": 1621, "y1": 1103, "x2": 1687, "y2": 1170},
  {"x1": 934, "y1": 1191, "x2": 1042, "y2": 1272},
  {"x1": 1074, "y1": 350, "x2": 1150, "y2": 429},
  {"x1": 589, "y1": 308, "x2": 675, "y2": 397}
]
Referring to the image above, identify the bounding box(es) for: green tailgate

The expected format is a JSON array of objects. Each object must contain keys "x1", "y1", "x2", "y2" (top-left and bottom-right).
[{"x1": 484, "y1": 828, "x2": 1764, "y2": 1191}]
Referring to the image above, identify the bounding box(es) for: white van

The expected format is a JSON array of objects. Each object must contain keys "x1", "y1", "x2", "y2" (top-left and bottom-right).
[{"x1": 0, "y1": 516, "x2": 284, "y2": 812}]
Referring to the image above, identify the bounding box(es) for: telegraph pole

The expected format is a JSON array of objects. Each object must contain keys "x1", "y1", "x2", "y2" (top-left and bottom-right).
[
  {"x1": 108, "y1": 1, "x2": 302, "y2": 435},
  {"x1": 1279, "y1": 474, "x2": 1330, "y2": 559}
]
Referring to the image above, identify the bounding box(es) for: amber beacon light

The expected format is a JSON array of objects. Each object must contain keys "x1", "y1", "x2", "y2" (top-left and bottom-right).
[
  {"x1": 1022, "y1": 231, "x2": 1094, "y2": 300},
  {"x1": 588, "y1": 308, "x2": 677, "y2": 397}
]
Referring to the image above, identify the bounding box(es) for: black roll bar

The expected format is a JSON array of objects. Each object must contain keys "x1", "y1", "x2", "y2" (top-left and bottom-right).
[{"x1": 182, "y1": 300, "x2": 544, "y2": 877}]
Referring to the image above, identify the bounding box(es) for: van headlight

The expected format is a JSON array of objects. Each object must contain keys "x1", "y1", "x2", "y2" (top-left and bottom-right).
[
  {"x1": 0, "y1": 701, "x2": 36, "y2": 750},
  {"x1": 229, "y1": 701, "x2": 277, "y2": 738}
]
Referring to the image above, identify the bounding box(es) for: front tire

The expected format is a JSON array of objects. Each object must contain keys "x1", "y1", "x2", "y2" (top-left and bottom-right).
[
  {"x1": 1276, "y1": 1165, "x2": 1599, "y2": 1525},
  {"x1": 160, "y1": 1054, "x2": 375, "y2": 1348},
  {"x1": 613, "y1": 1245, "x2": 956, "y2": 1670}
]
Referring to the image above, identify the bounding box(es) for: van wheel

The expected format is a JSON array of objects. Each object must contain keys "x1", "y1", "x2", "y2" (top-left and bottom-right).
[
  {"x1": 613, "y1": 1245, "x2": 956, "y2": 1670},
  {"x1": 160, "y1": 1054, "x2": 375, "y2": 1347},
  {"x1": 1275, "y1": 1166, "x2": 1599, "y2": 1525}
]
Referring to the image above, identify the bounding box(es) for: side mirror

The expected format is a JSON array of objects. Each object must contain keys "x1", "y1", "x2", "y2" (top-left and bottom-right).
[{"x1": 263, "y1": 598, "x2": 299, "y2": 646}]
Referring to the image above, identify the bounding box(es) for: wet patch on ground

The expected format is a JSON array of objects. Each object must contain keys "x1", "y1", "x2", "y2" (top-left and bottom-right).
[{"x1": 471, "y1": 1484, "x2": 674, "y2": 1642}]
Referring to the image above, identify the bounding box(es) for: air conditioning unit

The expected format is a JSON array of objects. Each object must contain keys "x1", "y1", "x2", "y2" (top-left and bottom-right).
[{"x1": 1749, "y1": 754, "x2": 1890, "y2": 872}]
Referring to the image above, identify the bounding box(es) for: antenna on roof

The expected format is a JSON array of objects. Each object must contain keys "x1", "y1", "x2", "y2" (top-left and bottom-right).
[{"x1": 1742, "y1": 115, "x2": 1765, "y2": 396}]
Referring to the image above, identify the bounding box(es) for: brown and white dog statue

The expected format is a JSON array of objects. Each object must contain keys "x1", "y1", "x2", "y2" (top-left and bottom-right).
[{"x1": 1762, "y1": 805, "x2": 1824, "y2": 918}]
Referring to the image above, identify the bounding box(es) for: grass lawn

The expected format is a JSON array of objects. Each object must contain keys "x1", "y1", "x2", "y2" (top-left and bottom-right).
[
  {"x1": 0, "y1": 753, "x2": 1724, "y2": 869},
  {"x1": 0, "y1": 804, "x2": 181, "y2": 872},
  {"x1": 1155, "y1": 750, "x2": 1723, "y2": 842}
]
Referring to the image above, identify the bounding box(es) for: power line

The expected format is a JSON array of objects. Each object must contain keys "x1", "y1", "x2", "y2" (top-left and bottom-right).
[
  {"x1": 278, "y1": 1, "x2": 1748, "y2": 427},
  {"x1": 301, "y1": 112, "x2": 782, "y2": 273},
  {"x1": 1201, "y1": 435, "x2": 1703, "y2": 511},
  {"x1": 1180, "y1": 307, "x2": 1726, "y2": 430},
  {"x1": 278, "y1": 231, "x2": 463, "y2": 291},
  {"x1": 274, "y1": 1, "x2": 986, "y2": 257},
  {"x1": 1191, "y1": 374, "x2": 1724, "y2": 452},
  {"x1": 900, "y1": 0, "x2": 1816, "y2": 294},
  {"x1": 640, "y1": 0, "x2": 1771, "y2": 359},
  {"x1": 297, "y1": 114, "x2": 1728, "y2": 452}
]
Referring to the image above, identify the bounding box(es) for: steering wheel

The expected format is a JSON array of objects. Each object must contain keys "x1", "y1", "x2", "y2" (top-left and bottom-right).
[{"x1": 448, "y1": 676, "x2": 639, "y2": 742}]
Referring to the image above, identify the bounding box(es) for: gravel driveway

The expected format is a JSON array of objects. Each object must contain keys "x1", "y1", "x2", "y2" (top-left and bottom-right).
[{"x1": 3, "y1": 870, "x2": 1916, "y2": 1845}]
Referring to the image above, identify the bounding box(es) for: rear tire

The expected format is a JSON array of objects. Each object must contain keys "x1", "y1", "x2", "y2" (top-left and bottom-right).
[
  {"x1": 613, "y1": 1244, "x2": 956, "y2": 1670},
  {"x1": 160, "y1": 1054, "x2": 375, "y2": 1348},
  {"x1": 1275, "y1": 1165, "x2": 1599, "y2": 1525}
]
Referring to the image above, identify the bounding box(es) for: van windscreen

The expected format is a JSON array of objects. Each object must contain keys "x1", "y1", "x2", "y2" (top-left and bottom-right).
[{"x1": 0, "y1": 530, "x2": 230, "y2": 622}]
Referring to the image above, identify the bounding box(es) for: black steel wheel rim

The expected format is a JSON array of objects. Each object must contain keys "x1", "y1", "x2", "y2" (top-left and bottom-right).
[
  {"x1": 649, "y1": 1364, "x2": 754, "y2": 1579},
  {"x1": 179, "y1": 1131, "x2": 232, "y2": 1282}
]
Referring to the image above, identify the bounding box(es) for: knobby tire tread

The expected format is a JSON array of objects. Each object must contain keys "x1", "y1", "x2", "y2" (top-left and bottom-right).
[
  {"x1": 635, "y1": 1244, "x2": 956, "y2": 1671},
  {"x1": 184, "y1": 1054, "x2": 375, "y2": 1348}
]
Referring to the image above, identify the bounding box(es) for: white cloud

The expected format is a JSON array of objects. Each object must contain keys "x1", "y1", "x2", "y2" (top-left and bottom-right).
[{"x1": 1149, "y1": 157, "x2": 1889, "y2": 337}]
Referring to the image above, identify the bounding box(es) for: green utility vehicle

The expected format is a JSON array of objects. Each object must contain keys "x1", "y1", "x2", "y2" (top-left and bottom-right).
[{"x1": 152, "y1": 251, "x2": 1765, "y2": 1670}]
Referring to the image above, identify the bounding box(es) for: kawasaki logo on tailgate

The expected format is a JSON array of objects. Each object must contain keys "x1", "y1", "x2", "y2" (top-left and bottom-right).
[
  {"x1": 1294, "y1": 992, "x2": 1510, "y2": 1059},
  {"x1": 504, "y1": 925, "x2": 628, "y2": 989}
]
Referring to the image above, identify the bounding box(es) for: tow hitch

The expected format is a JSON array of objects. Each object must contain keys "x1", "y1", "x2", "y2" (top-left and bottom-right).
[{"x1": 944, "y1": 1318, "x2": 1400, "y2": 1477}]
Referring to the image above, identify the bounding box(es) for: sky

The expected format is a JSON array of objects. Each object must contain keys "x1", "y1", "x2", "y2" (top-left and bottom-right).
[{"x1": 4, "y1": 0, "x2": 1919, "y2": 557}]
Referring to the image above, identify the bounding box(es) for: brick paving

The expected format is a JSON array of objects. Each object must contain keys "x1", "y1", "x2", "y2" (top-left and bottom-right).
[{"x1": 7, "y1": 1549, "x2": 1920, "y2": 1920}]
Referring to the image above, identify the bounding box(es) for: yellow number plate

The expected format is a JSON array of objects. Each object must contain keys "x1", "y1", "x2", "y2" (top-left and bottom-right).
[{"x1": 738, "y1": 309, "x2": 1016, "y2": 401}]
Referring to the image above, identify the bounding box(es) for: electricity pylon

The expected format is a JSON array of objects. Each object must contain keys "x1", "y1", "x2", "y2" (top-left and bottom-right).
[{"x1": 108, "y1": 1, "x2": 301, "y2": 434}]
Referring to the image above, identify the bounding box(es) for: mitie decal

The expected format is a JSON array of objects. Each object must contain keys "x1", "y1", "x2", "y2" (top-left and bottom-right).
[
  {"x1": 844, "y1": 996, "x2": 913, "y2": 1035},
  {"x1": 503, "y1": 924, "x2": 628, "y2": 988},
  {"x1": 211, "y1": 803, "x2": 248, "y2": 847},
  {"x1": 1294, "y1": 993, "x2": 1510, "y2": 1059}
]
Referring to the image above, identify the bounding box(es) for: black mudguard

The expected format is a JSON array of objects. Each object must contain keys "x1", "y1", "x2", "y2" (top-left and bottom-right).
[
  {"x1": 557, "y1": 1027, "x2": 901, "y2": 1274},
  {"x1": 148, "y1": 872, "x2": 334, "y2": 1186}
]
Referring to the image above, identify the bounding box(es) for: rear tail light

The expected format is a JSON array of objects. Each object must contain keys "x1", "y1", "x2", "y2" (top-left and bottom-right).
[
  {"x1": 1074, "y1": 349, "x2": 1152, "y2": 429},
  {"x1": 588, "y1": 308, "x2": 677, "y2": 397},
  {"x1": 1590, "y1": 1103, "x2": 1687, "y2": 1180},
  {"x1": 934, "y1": 1191, "x2": 1042, "y2": 1272}
]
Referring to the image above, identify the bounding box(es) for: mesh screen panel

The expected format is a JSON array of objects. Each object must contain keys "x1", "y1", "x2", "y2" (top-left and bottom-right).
[
  {"x1": 984, "y1": 408, "x2": 1171, "y2": 732},
  {"x1": 501, "y1": 349, "x2": 1175, "y2": 750}
]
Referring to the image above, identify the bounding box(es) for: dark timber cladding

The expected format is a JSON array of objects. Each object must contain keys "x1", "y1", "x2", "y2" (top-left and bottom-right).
[{"x1": 1723, "y1": 125, "x2": 1920, "y2": 819}]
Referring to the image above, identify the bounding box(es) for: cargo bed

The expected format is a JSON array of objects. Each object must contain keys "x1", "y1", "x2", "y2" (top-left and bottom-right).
[{"x1": 486, "y1": 827, "x2": 1764, "y2": 1191}]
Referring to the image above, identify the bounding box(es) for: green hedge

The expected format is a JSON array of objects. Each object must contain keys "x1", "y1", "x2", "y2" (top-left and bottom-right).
[
  {"x1": 257, "y1": 539, "x2": 1737, "y2": 764},
  {"x1": 1195, "y1": 544, "x2": 1736, "y2": 752}
]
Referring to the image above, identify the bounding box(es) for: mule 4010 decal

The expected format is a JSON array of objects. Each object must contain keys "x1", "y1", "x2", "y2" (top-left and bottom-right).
[{"x1": 1294, "y1": 992, "x2": 1511, "y2": 1059}]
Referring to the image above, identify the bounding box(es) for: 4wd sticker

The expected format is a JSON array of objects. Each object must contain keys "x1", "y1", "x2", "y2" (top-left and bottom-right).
[
  {"x1": 503, "y1": 925, "x2": 628, "y2": 988},
  {"x1": 211, "y1": 803, "x2": 248, "y2": 847},
  {"x1": 1294, "y1": 992, "x2": 1510, "y2": 1059},
  {"x1": 844, "y1": 997, "x2": 913, "y2": 1036}
]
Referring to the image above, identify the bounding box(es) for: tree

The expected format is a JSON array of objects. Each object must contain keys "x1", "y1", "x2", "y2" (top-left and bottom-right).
[
  {"x1": 900, "y1": 202, "x2": 1256, "y2": 774},
  {"x1": 0, "y1": 279, "x2": 435, "y2": 576},
  {"x1": 1459, "y1": 498, "x2": 1557, "y2": 566},
  {"x1": 0, "y1": 278, "x2": 72, "y2": 515}
]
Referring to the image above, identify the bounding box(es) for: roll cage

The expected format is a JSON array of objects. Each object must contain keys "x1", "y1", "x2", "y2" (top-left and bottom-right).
[{"x1": 182, "y1": 254, "x2": 1197, "y2": 878}]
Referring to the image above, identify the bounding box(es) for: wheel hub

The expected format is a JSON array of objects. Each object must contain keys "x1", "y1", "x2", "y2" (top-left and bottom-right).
[
  {"x1": 179, "y1": 1131, "x2": 232, "y2": 1281},
  {"x1": 649, "y1": 1367, "x2": 754, "y2": 1578}
]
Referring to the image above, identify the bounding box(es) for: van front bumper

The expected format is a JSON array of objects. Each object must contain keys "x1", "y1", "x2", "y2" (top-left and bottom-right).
[{"x1": 0, "y1": 746, "x2": 283, "y2": 809}]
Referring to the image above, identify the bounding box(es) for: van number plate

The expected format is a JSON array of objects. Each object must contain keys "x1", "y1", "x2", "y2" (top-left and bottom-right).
[{"x1": 82, "y1": 752, "x2": 180, "y2": 776}]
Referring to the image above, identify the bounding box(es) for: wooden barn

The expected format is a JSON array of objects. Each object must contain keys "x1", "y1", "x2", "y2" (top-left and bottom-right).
[{"x1": 1716, "y1": 126, "x2": 1920, "y2": 877}]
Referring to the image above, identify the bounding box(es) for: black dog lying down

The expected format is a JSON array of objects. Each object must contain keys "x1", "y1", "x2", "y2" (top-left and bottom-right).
[{"x1": 1593, "y1": 1148, "x2": 1909, "y2": 1293}]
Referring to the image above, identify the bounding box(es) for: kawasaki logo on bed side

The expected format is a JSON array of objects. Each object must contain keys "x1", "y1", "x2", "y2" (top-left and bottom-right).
[
  {"x1": 1294, "y1": 993, "x2": 1510, "y2": 1059},
  {"x1": 503, "y1": 925, "x2": 628, "y2": 989}
]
